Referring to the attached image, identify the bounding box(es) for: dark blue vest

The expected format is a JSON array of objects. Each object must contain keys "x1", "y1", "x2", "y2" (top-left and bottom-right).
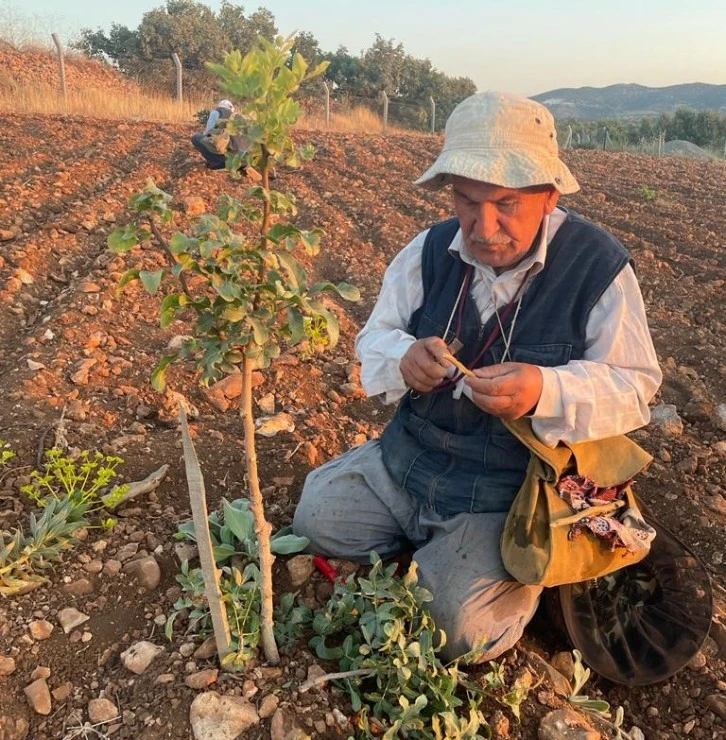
[{"x1": 379, "y1": 210, "x2": 631, "y2": 517}]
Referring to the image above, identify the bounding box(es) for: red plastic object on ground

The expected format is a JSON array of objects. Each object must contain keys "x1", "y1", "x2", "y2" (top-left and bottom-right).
[{"x1": 312, "y1": 555, "x2": 339, "y2": 583}]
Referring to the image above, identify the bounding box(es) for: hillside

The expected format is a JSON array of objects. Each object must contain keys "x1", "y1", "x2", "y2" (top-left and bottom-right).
[
  {"x1": 532, "y1": 82, "x2": 726, "y2": 119},
  {"x1": 0, "y1": 115, "x2": 724, "y2": 739}
]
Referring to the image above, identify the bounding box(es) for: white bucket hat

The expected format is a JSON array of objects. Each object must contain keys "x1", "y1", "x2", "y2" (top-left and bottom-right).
[
  {"x1": 415, "y1": 91, "x2": 579, "y2": 195},
  {"x1": 217, "y1": 99, "x2": 234, "y2": 111}
]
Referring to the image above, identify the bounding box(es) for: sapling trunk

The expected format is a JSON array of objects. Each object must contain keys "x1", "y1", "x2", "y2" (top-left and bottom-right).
[{"x1": 240, "y1": 355, "x2": 280, "y2": 665}]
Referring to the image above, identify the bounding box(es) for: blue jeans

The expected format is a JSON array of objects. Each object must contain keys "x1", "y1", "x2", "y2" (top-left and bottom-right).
[{"x1": 191, "y1": 133, "x2": 226, "y2": 169}]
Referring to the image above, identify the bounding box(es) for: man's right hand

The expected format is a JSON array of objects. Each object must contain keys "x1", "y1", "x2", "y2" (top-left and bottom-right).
[{"x1": 399, "y1": 336, "x2": 451, "y2": 393}]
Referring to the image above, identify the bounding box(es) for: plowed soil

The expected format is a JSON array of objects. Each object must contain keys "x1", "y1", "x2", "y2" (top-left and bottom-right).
[{"x1": 0, "y1": 114, "x2": 724, "y2": 739}]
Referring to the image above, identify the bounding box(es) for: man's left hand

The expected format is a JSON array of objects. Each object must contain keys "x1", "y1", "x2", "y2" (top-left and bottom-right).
[{"x1": 465, "y1": 362, "x2": 543, "y2": 420}]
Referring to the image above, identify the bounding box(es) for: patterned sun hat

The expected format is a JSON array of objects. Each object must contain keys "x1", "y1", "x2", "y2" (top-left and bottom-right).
[{"x1": 415, "y1": 91, "x2": 579, "y2": 195}]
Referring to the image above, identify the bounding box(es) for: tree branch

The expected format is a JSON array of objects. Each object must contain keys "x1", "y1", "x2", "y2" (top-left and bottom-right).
[{"x1": 149, "y1": 219, "x2": 192, "y2": 299}]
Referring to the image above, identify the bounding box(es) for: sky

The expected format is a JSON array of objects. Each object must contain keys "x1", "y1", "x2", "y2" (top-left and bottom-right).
[{"x1": 4, "y1": 0, "x2": 725, "y2": 95}]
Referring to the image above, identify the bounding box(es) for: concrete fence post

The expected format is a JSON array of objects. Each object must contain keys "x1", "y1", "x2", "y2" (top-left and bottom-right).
[
  {"x1": 429, "y1": 96, "x2": 436, "y2": 133},
  {"x1": 564, "y1": 124, "x2": 573, "y2": 149},
  {"x1": 51, "y1": 33, "x2": 67, "y2": 101},
  {"x1": 322, "y1": 81, "x2": 330, "y2": 129},
  {"x1": 381, "y1": 91, "x2": 389, "y2": 134},
  {"x1": 171, "y1": 53, "x2": 183, "y2": 103}
]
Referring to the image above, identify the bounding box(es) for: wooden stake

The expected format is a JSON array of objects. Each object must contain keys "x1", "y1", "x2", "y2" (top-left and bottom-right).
[{"x1": 178, "y1": 405, "x2": 233, "y2": 664}]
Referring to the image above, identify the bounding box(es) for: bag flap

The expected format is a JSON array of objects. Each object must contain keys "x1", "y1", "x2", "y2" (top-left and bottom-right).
[{"x1": 504, "y1": 418, "x2": 653, "y2": 487}]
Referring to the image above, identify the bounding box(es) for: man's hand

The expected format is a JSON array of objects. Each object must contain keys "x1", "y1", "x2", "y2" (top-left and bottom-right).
[
  {"x1": 466, "y1": 362, "x2": 543, "y2": 420},
  {"x1": 400, "y1": 337, "x2": 451, "y2": 393}
]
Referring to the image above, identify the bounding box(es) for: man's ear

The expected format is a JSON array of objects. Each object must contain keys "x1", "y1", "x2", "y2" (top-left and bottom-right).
[{"x1": 544, "y1": 188, "x2": 560, "y2": 215}]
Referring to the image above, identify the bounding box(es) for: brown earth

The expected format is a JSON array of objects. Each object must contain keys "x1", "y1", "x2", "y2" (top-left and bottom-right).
[
  {"x1": 0, "y1": 48, "x2": 138, "y2": 96},
  {"x1": 0, "y1": 113, "x2": 724, "y2": 739}
]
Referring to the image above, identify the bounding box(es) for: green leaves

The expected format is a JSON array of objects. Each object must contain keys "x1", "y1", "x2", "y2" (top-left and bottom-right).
[
  {"x1": 150, "y1": 354, "x2": 177, "y2": 392},
  {"x1": 139, "y1": 269, "x2": 164, "y2": 295},
  {"x1": 108, "y1": 225, "x2": 139, "y2": 253}
]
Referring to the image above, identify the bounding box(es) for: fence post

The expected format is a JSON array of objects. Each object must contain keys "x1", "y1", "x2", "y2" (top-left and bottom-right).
[
  {"x1": 658, "y1": 131, "x2": 664, "y2": 156},
  {"x1": 51, "y1": 33, "x2": 67, "y2": 101},
  {"x1": 602, "y1": 126, "x2": 609, "y2": 151},
  {"x1": 322, "y1": 81, "x2": 330, "y2": 129},
  {"x1": 171, "y1": 53, "x2": 183, "y2": 103},
  {"x1": 429, "y1": 96, "x2": 436, "y2": 133},
  {"x1": 381, "y1": 91, "x2": 389, "y2": 134},
  {"x1": 564, "y1": 125, "x2": 573, "y2": 149}
]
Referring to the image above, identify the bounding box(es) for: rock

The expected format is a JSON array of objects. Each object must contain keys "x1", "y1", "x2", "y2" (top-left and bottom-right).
[
  {"x1": 687, "y1": 650, "x2": 707, "y2": 670},
  {"x1": 683, "y1": 397, "x2": 713, "y2": 422},
  {"x1": 270, "y1": 707, "x2": 307, "y2": 740},
  {"x1": 185, "y1": 669, "x2": 219, "y2": 690},
  {"x1": 491, "y1": 709, "x2": 510, "y2": 738},
  {"x1": 538, "y1": 708, "x2": 600, "y2": 740},
  {"x1": 714, "y1": 404, "x2": 726, "y2": 432},
  {"x1": 30, "y1": 667, "x2": 50, "y2": 681},
  {"x1": 58, "y1": 607, "x2": 89, "y2": 634},
  {"x1": 526, "y1": 651, "x2": 572, "y2": 696},
  {"x1": 305, "y1": 663, "x2": 328, "y2": 690},
  {"x1": 713, "y1": 440, "x2": 726, "y2": 458},
  {"x1": 286, "y1": 554, "x2": 314, "y2": 588},
  {"x1": 167, "y1": 334, "x2": 193, "y2": 352},
  {"x1": 194, "y1": 637, "x2": 217, "y2": 661},
  {"x1": 88, "y1": 698, "x2": 119, "y2": 723},
  {"x1": 123, "y1": 555, "x2": 161, "y2": 590},
  {"x1": 704, "y1": 495, "x2": 726, "y2": 516},
  {"x1": 26, "y1": 359, "x2": 45, "y2": 371},
  {"x1": 115, "y1": 542, "x2": 139, "y2": 562},
  {"x1": 23, "y1": 678, "x2": 52, "y2": 715},
  {"x1": 28, "y1": 620, "x2": 53, "y2": 641},
  {"x1": 705, "y1": 693, "x2": 726, "y2": 720},
  {"x1": 549, "y1": 651, "x2": 576, "y2": 682},
  {"x1": 256, "y1": 412, "x2": 295, "y2": 438},
  {"x1": 181, "y1": 196, "x2": 206, "y2": 217},
  {"x1": 258, "y1": 392, "x2": 275, "y2": 415},
  {"x1": 64, "y1": 578, "x2": 94, "y2": 596},
  {"x1": 52, "y1": 682, "x2": 73, "y2": 702},
  {"x1": 0, "y1": 229, "x2": 15, "y2": 241},
  {"x1": 0, "y1": 711, "x2": 29, "y2": 740},
  {"x1": 120, "y1": 641, "x2": 163, "y2": 675},
  {"x1": 0, "y1": 655, "x2": 17, "y2": 676},
  {"x1": 258, "y1": 694, "x2": 279, "y2": 719},
  {"x1": 70, "y1": 358, "x2": 96, "y2": 385},
  {"x1": 189, "y1": 692, "x2": 259, "y2": 740},
  {"x1": 649, "y1": 404, "x2": 683, "y2": 436}
]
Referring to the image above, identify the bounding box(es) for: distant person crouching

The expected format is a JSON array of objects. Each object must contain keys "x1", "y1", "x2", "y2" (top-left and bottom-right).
[{"x1": 191, "y1": 99, "x2": 236, "y2": 170}]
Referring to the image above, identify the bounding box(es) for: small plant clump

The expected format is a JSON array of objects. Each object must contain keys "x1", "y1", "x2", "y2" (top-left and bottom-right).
[
  {"x1": 1, "y1": 449, "x2": 128, "y2": 595},
  {"x1": 639, "y1": 185, "x2": 657, "y2": 202},
  {"x1": 167, "y1": 497, "x2": 310, "y2": 668}
]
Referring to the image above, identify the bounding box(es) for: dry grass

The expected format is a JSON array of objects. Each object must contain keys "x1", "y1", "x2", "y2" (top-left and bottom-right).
[
  {"x1": 0, "y1": 82, "x2": 204, "y2": 123},
  {"x1": 301, "y1": 104, "x2": 415, "y2": 135}
]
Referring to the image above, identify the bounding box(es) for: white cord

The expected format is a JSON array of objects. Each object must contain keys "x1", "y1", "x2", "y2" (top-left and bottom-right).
[
  {"x1": 492, "y1": 213, "x2": 550, "y2": 364},
  {"x1": 443, "y1": 272, "x2": 468, "y2": 343}
]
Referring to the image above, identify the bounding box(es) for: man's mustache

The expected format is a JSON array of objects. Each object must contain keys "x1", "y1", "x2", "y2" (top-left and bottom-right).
[{"x1": 469, "y1": 234, "x2": 511, "y2": 246}]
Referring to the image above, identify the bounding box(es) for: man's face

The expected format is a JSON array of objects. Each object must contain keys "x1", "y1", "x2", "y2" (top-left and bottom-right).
[{"x1": 451, "y1": 176, "x2": 560, "y2": 272}]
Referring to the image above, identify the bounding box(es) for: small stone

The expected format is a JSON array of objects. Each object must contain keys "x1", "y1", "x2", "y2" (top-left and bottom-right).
[
  {"x1": 123, "y1": 555, "x2": 161, "y2": 590},
  {"x1": 549, "y1": 651, "x2": 575, "y2": 682},
  {"x1": 70, "y1": 358, "x2": 96, "y2": 385},
  {"x1": 491, "y1": 709, "x2": 510, "y2": 738},
  {"x1": 88, "y1": 698, "x2": 119, "y2": 723},
  {"x1": 704, "y1": 495, "x2": 726, "y2": 517},
  {"x1": 684, "y1": 397, "x2": 713, "y2": 422},
  {"x1": 649, "y1": 403, "x2": 684, "y2": 437},
  {"x1": 194, "y1": 637, "x2": 217, "y2": 661},
  {"x1": 104, "y1": 559, "x2": 122, "y2": 576},
  {"x1": 705, "y1": 693, "x2": 726, "y2": 720},
  {"x1": 258, "y1": 393, "x2": 275, "y2": 414},
  {"x1": 286, "y1": 554, "x2": 314, "y2": 588},
  {"x1": 181, "y1": 195, "x2": 206, "y2": 217},
  {"x1": 0, "y1": 655, "x2": 17, "y2": 676},
  {"x1": 58, "y1": 607, "x2": 89, "y2": 634},
  {"x1": 0, "y1": 229, "x2": 15, "y2": 241},
  {"x1": 120, "y1": 641, "x2": 163, "y2": 675},
  {"x1": 305, "y1": 663, "x2": 328, "y2": 690},
  {"x1": 258, "y1": 694, "x2": 279, "y2": 719},
  {"x1": 538, "y1": 708, "x2": 600, "y2": 740},
  {"x1": 52, "y1": 682, "x2": 73, "y2": 702},
  {"x1": 270, "y1": 708, "x2": 306, "y2": 740},
  {"x1": 713, "y1": 440, "x2": 726, "y2": 457},
  {"x1": 526, "y1": 652, "x2": 572, "y2": 696},
  {"x1": 185, "y1": 669, "x2": 219, "y2": 690},
  {"x1": 29, "y1": 620, "x2": 54, "y2": 641},
  {"x1": 713, "y1": 404, "x2": 726, "y2": 432},
  {"x1": 30, "y1": 666, "x2": 51, "y2": 680},
  {"x1": 64, "y1": 578, "x2": 94, "y2": 596},
  {"x1": 115, "y1": 542, "x2": 139, "y2": 562},
  {"x1": 26, "y1": 359, "x2": 45, "y2": 371},
  {"x1": 24, "y1": 678, "x2": 52, "y2": 715},
  {"x1": 189, "y1": 692, "x2": 259, "y2": 739},
  {"x1": 256, "y1": 412, "x2": 295, "y2": 438}
]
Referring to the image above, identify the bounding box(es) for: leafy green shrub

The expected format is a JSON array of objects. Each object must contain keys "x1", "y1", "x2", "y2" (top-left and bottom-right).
[
  {"x1": 310, "y1": 555, "x2": 528, "y2": 739},
  {"x1": 1, "y1": 449, "x2": 127, "y2": 595},
  {"x1": 639, "y1": 185, "x2": 657, "y2": 202}
]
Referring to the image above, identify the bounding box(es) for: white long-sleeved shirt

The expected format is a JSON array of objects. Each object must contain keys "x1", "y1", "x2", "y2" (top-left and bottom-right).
[{"x1": 355, "y1": 207, "x2": 662, "y2": 447}]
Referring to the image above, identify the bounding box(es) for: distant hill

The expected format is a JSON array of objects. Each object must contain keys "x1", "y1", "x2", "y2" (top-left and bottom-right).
[{"x1": 532, "y1": 83, "x2": 726, "y2": 119}]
